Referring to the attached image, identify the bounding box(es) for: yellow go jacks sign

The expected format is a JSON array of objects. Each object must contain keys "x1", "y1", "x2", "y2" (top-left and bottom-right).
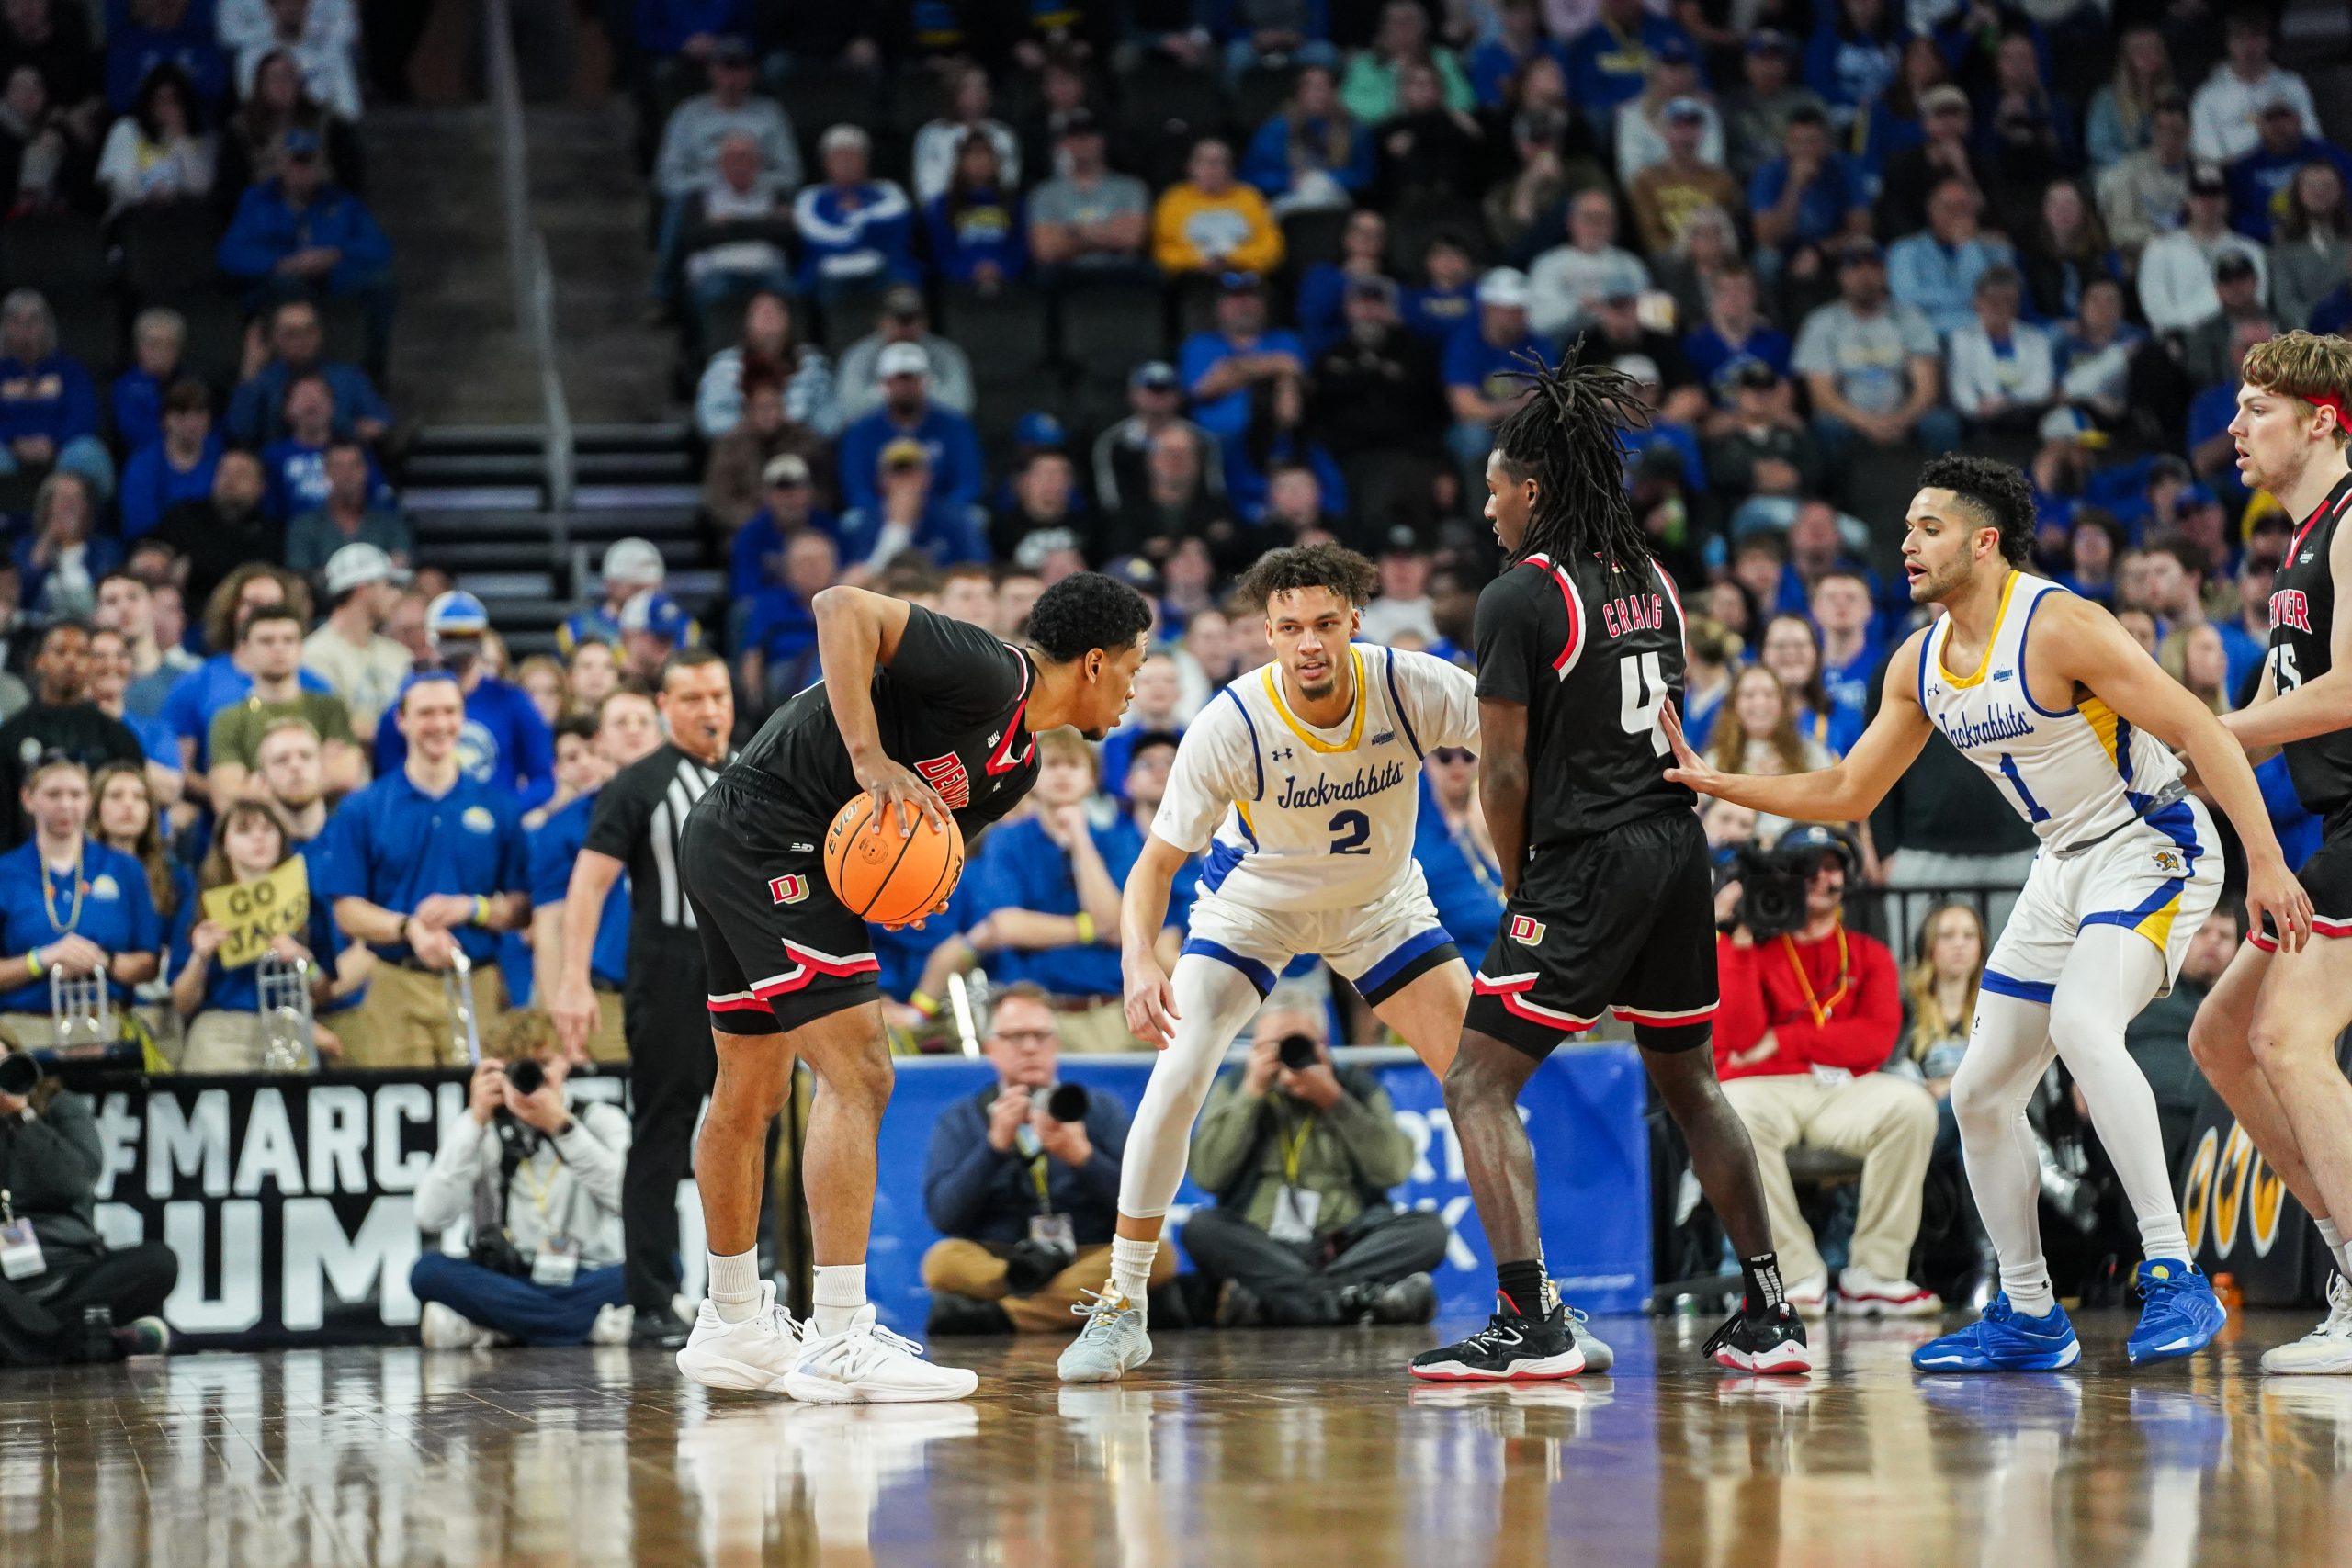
[{"x1": 199, "y1": 859, "x2": 311, "y2": 971}]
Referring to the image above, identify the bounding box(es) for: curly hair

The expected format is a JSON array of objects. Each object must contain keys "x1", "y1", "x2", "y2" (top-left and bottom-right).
[
  {"x1": 1023, "y1": 571, "x2": 1153, "y2": 664},
  {"x1": 1917, "y1": 453, "x2": 2037, "y2": 566},
  {"x1": 1235, "y1": 543, "x2": 1380, "y2": 612}
]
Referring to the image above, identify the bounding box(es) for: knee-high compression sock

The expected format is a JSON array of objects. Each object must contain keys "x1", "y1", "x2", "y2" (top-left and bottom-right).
[
  {"x1": 1951, "y1": 989, "x2": 2061, "y2": 1316},
  {"x1": 2048, "y1": 928, "x2": 2188, "y2": 1263}
]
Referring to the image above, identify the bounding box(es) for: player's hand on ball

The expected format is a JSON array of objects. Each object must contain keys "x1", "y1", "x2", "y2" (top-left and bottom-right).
[
  {"x1": 881, "y1": 896, "x2": 952, "y2": 933},
  {"x1": 1125, "y1": 957, "x2": 1181, "y2": 1048},
  {"x1": 854, "y1": 755, "x2": 953, "y2": 839},
  {"x1": 1657, "y1": 702, "x2": 1714, "y2": 791},
  {"x1": 2245, "y1": 853, "x2": 2315, "y2": 953}
]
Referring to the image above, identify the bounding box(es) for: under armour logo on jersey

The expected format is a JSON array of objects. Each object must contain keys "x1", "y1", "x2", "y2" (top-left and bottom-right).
[
  {"x1": 1369, "y1": 729, "x2": 1396, "y2": 745},
  {"x1": 1271, "y1": 746, "x2": 1295, "y2": 762},
  {"x1": 769, "y1": 874, "x2": 809, "y2": 905},
  {"x1": 1509, "y1": 915, "x2": 1545, "y2": 945}
]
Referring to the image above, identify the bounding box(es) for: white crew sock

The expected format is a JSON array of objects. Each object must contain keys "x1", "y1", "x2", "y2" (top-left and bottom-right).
[
  {"x1": 813, "y1": 1263, "x2": 867, "y2": 1337},
  {"x1": 2002, "y1": 1265, "x2": 2058, "y2": 1320},
  {"x1": 1110, "y1": 1237, "x2": 1158, "y2": 1312},
  {"x1": 707, "y1": 1248, "x2": 762, "y2": 1325},
  {"x1": 2317, "y1": 1217, "x2": 2352, "y2": 1280}
]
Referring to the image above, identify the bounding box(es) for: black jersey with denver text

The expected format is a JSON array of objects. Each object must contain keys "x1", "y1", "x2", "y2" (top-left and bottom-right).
[
  {"x1": 725, "y1": 604, "x2": 1042, "y2": 834},
  {"x1": 2268, "y1": 470, "x2": 2352, "y2": 821},
  {"x1": 1475, "y1": 549, "x2": 1693, "y2": 849}
]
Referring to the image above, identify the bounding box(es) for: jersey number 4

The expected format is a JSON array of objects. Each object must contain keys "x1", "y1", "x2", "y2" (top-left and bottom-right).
[{"x1": 1620, "y1": 652, "x2": 1668, "y2": 755}]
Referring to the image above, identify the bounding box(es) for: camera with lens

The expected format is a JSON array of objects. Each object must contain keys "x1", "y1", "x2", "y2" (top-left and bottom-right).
[
  {"x1": 0, "y1": 1052, "x2": 42, "y2": 1098},
  {"x1": 504, "y1": 1056, "x2": 546, "y2": 1098},
  {"x1": 1728, "y1": 845, "x2": 1812, "y2": 939},
  {"x1": 1277, "y1": 1033, "x2": 1320, "y2": 1072},
  {"x1": 1043, "y1": 1082, "x2": 1089, "y2": 1122}
]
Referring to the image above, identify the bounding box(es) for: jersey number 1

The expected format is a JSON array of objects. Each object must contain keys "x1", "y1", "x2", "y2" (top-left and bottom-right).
[{"x1": 1620, "y1": 652, "x2": 1668, "y2": 755}]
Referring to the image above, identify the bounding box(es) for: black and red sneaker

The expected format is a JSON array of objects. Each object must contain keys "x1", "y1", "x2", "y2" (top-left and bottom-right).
[
  {"x1": 1408, "y1": 1294, "x2": 1587, "y2": 1382},
  {"x1": 1702, "y1": 1303, "x2": 1812, "y2": 1374}
]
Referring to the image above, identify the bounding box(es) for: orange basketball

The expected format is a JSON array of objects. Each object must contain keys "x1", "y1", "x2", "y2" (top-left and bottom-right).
[{"x1": 822, "y1": 794, "x2": 966, "y2": 926}]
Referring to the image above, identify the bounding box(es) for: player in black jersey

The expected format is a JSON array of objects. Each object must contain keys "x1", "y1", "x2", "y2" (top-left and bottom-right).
[
  {"x1": 673, "y1": 574, "x2": 1151, "y2": 1402},
  {"x1": 1409, "y1": 355, "x2": 1809, "y2": 1382},
  {"x1": 2186, "y1": 333, "x2": 2352, "y2": 1374}
]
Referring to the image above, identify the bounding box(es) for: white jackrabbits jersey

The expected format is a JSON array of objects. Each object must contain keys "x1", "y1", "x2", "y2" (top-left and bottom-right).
[
  {"x1": 1153, "y1": 645, "x2": 1480, "y2": 913},
  {"x1": 1917, "y1": 570, "x2": 2184, "y2": 847}
]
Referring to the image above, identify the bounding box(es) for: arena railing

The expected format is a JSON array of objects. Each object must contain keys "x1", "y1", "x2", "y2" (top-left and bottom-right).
[{"x1": 482, "y1": 0, "x2": 577, "y2": 533}]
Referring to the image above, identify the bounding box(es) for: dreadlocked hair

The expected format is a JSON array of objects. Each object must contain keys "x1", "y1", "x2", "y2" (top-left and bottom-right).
[{"x1": 1490, "y1": 344, "x2": 1656, "y2": 575}]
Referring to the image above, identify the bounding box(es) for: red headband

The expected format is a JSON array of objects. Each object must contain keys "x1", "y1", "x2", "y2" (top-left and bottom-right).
[{"x1": 2308, "y1": 391, "x2": 2350, "y2": 429}]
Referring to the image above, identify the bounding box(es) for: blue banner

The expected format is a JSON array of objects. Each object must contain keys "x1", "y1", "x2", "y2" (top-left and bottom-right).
[{"x1": 866, "y1": 1044, "x2": 1652, "y2": 1331}]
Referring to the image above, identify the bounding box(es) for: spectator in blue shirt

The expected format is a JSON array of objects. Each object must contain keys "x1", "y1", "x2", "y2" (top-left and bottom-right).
[
  {"x1": 729, "y1": 452, "x2": 840, "y2": 602},
  {"x1": 633, "y1": 0, "x2": 755, "y2": 60},
  {"x1": 1401, "y1": 231, "x2": 1479, "y2": 344},
  {"x1": 739, "y1": 525, "x2": 835, "y2": 707},
  {"x1": 372, "y1": 593, "x2": 556, "y2": 810},
  {"x1": 1465, "y1": 0, "x2": 1549, "y2": 109},
  {"x1": 1442, "y1": 266, "x2": 1542, "y2": 474},
  {"x1": 0, "y1": 756, "x2": 162, "y2": 1042},
  {"x1": 1747, "y1": 107, "x2": 1868, "y2": 284},
  {"x1": 834, "y1": 341, "x2": 984, "y2": 515},
  {"x1": 1241, "y1": 63, "x2": 1374, "y2": 211},
  {"x1": 225, "y1": 298, "x2": 391, "y2": 447},
  {"x1": 1180, "y1": 270, "x2": 1306, "y2": 446},
  {"x1": 923, "y1": 131, "x2": 1025, "y2": 290},
  {"x1": 1564, "y1": 0, "x2": 1696, "y2": 132},
  {"x1": 1805, "y1": 0, "x2": 1902, "y2": 128},
  {"x1": 109, "y1": 307, "x2": 188, "y2": 456},
  {"x1": 2227, "y1": 99, "x2": 2352, "y2": 242},
  {"x1": 0, "y1": 289, "x2": 115, "y2": 500},
  {"x1": 528, "y1": 691, "x2": 662, "y2": 1064},
  {"x1": 257, "y1": 373, "x2": 388, "y2": 522},
  {"x1": 1684, "y1": 263, "x2": 1792, "y2": 387},
  {"x1": 1808, "y1": 570, "x2": 1880, "y2": 721},
  {"x1": 319, "y1": 671, "x2": 530, "y2": 1068},
  {"x1": 118, "y1": 379, "x2": 220, "y2": 540},
  {"x1": 834, "y1": 438, "x2": 989, "y2": 581},
  {"x1": 1412, "y1": 757, "x2": 1504, "y2": 963},
  {"x1": 158, "y1": 563, "x2": 330, "y2": 777},
  {"x1": 215, "y1": 131, "x2": 395, "y2": 354},
  {"x1": 1887, "y1": 175, "x2": 2018, "y2": 338},
  {"x1": 167, "y1": 799, "x2": 355, "y2": 1071},
  {"x1": 107, "y1": 0, "x2": 229, "y2": 113},
  {"x1": 791, "y1": 123, "x2": 916, "y2": 299},
  {"x1": 14, "y1": 475, "x2": 122, "y2": 624},
  {"x1": 1294, "y1": 208, "x2": 1392, "y2": 358}
]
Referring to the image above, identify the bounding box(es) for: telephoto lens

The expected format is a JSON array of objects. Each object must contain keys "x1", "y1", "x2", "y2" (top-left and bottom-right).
[
  {"x1": 505, "y1": 1057, "x2": 546, "y2": 1097},
  {"x1": 1277, "y1": 1033, "x2": 1319, "y2": 1072},
  {"x1": 1045, "y1": 1082, "x2": 1089, "y2": 1122},
  {"x1": 0, "y1": 1053, "x2": 41, "y2": 1097}
]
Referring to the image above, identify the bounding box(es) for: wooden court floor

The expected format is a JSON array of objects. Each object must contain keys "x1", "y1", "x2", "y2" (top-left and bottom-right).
[{"x1": 5, "y1": 1313, "x2": 2351, "y2": 1567}]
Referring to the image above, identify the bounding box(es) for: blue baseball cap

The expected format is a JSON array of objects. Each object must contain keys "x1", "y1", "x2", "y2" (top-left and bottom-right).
[
  {"x1": 395, "y1": 669, "x2": 461, "y2": 709},
  {"x1": 619, "y1": 590, "x2": 688, "y2": 643},
  {"x1": 425, "y1": 590, "x2": 489, "y2": 637},
  {"x1": 1774, "y1": 822, "x2": 1858, "y2": 871},
  {"x1": 1015, "y1": 411, "x2": 1067, "y2": 448}
]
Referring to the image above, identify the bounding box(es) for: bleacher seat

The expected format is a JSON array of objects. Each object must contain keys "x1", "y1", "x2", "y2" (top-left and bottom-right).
[
  {"x1": 175, "y1": 293, "x2": 249, "y2": 392},
  {"x1": 937, "y1": 285, "x2": 1048, "y2": 382},
  {"x1": 318, "y1": 295, "x2": 370, "y2": 368},
  {"x1": 816, "y1": 288, "x2": 888, "y2": 355},
  {"x1": 1230, "y1": 64, "x2": 1296, "y2": 137},
  {"x1": 0, "y1": 214, "x2": 107, "y2": 297},
  {"x1": 1055, "y1": 276, "x2": 1168, "y2": 385},
  {"x1": 119, "y1": 207, "x2": 226, "y2": 305},
  {"x1": 1112, "y1": 62, "x2": 1228, "y2": 188},
  {"x1": 777, "y1": 69, "x2": 885, "y2": 170},
  {"x1": 51, "y1": 294, "x2": 121, "y2": 378},
  {"x1": 1280, "y1": 208, "x2": 1351, "y2": 275},
  {"x1": 1385, "y1": 193, "x2": 1490, "y2": 275}
]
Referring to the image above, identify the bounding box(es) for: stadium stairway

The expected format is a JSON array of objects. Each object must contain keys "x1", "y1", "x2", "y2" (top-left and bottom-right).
[{"x1": 404, "y1": 423, "x2": 716, "y2": 659}]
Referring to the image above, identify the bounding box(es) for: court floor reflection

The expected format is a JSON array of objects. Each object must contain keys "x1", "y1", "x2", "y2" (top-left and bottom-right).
[{"x1": 6, "y1": 1314, "x2": 2352, "y2": 1565}]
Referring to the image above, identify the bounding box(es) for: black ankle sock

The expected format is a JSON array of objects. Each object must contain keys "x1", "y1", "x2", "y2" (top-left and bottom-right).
[
  {"x1": 1496, "y1": 1260, "x2": 1547, "y2": 1319},
  {"x1": 1742, "y1": 1253, "x2": 1786, "y2": 1316}
]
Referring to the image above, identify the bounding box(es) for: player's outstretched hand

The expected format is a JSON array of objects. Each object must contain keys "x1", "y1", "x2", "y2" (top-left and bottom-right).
[
  {"x1": 1657, "y1": 702, "x2": 1718, "y2": 794},
  {"x1": 1125, "y1": 956, "x2": 1182, "y2": 1049},
  {"x1": 2245, "y1": 853, "x2": 2315, "y2": 954},
  {"x1": 855, "y1": 755, "x2": 953, "y2": 838}
]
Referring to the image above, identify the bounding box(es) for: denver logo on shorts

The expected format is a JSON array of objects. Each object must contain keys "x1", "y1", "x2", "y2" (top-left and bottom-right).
[
  {"x1": 769, "y1": 874, "x2": 809, "y2": 905},
  {"x1": 913, "y1": 753, "x2": 972, "y2": 808},
  {"x1": 1509, "y1": 915, "x2": 1545, "y2": 945}
]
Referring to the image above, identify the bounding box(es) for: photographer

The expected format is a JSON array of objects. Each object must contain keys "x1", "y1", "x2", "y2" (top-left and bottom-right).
[
  {"x1": 921, "y1": 984, "x2": 1159, "y2": 1335},
  {"x1": 1713, "y1": 824, "x2": 1939, "y2": 1317},
  {"x1": 409, "y1": 1011, "x2": 632, "y2": 1348},
  {"x1": 1181, "y1": 991, "x2": 1443, "y2": 1327},
  {"x1": 0, "y1": 1032, "x2": 175, "y2": 1363}
]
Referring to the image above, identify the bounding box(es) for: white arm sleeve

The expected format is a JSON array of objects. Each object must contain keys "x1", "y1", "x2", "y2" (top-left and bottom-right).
[
  {"x1": 1389, "y1": 649, "x2": 1483, "y2": 753},
  {"x1": 1148, "y1": 694, "x2": 1253, "y2": 853}
]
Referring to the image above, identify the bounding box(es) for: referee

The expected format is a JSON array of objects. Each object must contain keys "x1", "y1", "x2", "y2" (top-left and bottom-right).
[{"x1": 551, "y1": 648, "x2": 734, "y2": 1348}]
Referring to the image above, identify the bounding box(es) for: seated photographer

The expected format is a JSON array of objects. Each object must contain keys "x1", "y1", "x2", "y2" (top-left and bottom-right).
[
  {"x1": 0, "y1": 755, "x2": 163, "y2": 1048},
  {"x1": 0, "y1": 1032, "x2": 174, "y2": 1363},
  {"x1": 410, "y1": 1010, "x2": 632, "y2": 1348},
  {"x1": 1181, "y1": 990, "x2": 1443, "y2": 1327},
  {"x1": 1714, "y1": 824, "x2": 1939, "y2": 1317},
  {"x1": 921, "y1": 983, "x2": 1165, "y2": 1335}
]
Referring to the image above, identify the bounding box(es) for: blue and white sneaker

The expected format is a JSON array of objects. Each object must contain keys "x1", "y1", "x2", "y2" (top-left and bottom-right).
[
  {"x1": 2127, "y1": 1258, "x2": 2227, "y2": 1365},
  {"x1": 1910, "y1": 1293, "x2": 2081, "y2": 1372}
]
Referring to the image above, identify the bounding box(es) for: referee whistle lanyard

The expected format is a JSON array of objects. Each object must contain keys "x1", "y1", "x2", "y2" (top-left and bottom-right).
[{"x1": 1780, "y1": 919, "x2": 1852, "y2": 1027}]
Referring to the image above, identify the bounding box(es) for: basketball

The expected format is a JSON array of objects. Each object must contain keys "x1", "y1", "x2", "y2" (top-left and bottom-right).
[{"x1": 822, "y1": 793, "x2": 966, "y2": 926}]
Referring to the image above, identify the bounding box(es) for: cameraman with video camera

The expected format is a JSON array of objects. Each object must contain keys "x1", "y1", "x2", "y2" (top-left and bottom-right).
[
  {"x1": 0, "y1": 1032, "x2": 175, "y2": 1363},
  {"x1": 922, "y1": 982, "x2": 1159, "y2": 1335},
  {"x1": 1181, "y1": 988, "x2": 1443, "y2": 1327},
  {"x1": 409, "y1": 1011, "x2": 632, "y2": 1348},
  {"x1": 1714, "y1": 824, "x2": 1940, "y2": 1317}
]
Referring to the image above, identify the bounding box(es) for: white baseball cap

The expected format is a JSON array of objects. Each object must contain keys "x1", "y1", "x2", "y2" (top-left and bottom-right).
[
  {"x1": 1478, "y1": 267, "x2": 1531, "y2": 309},
  {"x1": 322, "y1": 542, "x2": 407, "y2": 597},
  {"x1": 601, "y1": 536, "x2": 665, "y2": 588},
  {"x1": 876, "y1": 341, "x2": 931, "y2": 379}
]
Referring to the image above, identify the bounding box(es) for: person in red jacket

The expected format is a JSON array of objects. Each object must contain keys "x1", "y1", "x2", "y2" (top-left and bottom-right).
[{"x1": 1715, "y1": 823, "x2": 1939, "y2": 1318}]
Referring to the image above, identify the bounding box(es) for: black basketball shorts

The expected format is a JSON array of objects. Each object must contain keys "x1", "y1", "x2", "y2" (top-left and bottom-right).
[
  {"x1": 2252, "y1": 807, "x2": 2352, "y2": 952},
  {"x1": 678, "y1": 771, "x2": 882, "y2": 1036},
  {"x1": 1466, "y1": 810, "x2": 1719, "y2": 1057}
]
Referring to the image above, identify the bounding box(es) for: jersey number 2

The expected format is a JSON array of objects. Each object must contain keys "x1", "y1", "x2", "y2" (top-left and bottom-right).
[
  {"x1": 1329, "y1": 810, "x2": 1371, "y2": 854},
  {"x1": 1620, "y1": 652, "x2": 1668, "y2": 755}
]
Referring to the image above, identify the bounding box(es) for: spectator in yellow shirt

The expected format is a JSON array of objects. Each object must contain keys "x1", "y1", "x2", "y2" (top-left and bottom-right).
[{"x1": 1152, "y1": 139, "x2": 1284, "y2": 278}]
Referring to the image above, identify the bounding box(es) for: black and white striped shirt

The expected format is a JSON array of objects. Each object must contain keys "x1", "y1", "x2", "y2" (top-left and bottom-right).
[{"x1": 584, "y1": 743, "x2": 728, "y2": 937}]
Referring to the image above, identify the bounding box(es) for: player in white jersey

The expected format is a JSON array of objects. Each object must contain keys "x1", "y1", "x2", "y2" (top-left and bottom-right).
[
  {"x1": 1662, "y1": 455, "x2": 2312, "y2": 1372},
  {"x1": 1058, "y1": 544, "x2": 1523, "y2": 1383}
]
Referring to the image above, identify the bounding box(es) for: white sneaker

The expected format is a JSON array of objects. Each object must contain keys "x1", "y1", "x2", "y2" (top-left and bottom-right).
[
  {"x1": 420, "y1": 1302, "x2": 499, "y2": 1350},
  {"x1": 1836, "y1": 1265, "x2": 1943, "y2": 1318},
  {"x1": 677, "y1": 1282, "x2": 808, "y2": 1393},
  {"x1": 1784, "y1": 1273, "x2": 1831, "y2": 1318},
  {"x1": 784, "y1": 1304, "x2": 979, "y2": 1404},
  {"x1": 590, "y1": 1303, "x2": 636, "y2": 1346},
  {"x1": 2262, "y1": 1274, "x2": 2352, "y2": 1375}
]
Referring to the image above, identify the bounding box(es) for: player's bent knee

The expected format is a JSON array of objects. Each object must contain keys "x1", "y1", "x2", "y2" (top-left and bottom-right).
[{"x1": 2247, "y1": 1011, "x2": 2339, "y2": 1076}]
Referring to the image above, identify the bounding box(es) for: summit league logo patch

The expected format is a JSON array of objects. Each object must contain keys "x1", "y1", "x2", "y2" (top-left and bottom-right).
[{"x1": 1509, "y1": 915, "x2": 1545, "y2": 945}]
